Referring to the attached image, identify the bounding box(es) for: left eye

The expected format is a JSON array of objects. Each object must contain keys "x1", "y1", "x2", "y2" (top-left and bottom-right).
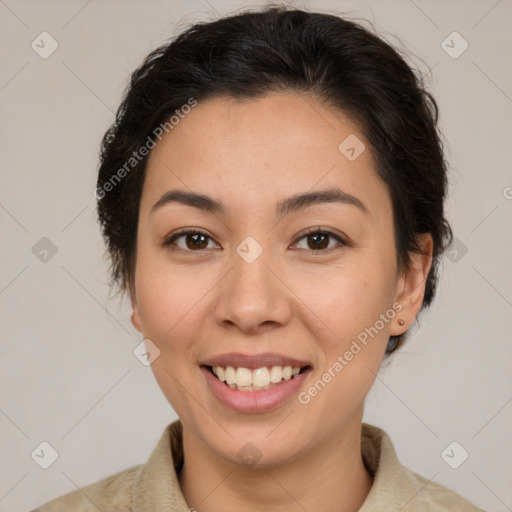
[{"x1": 293, "y1": 230, "x2": 346, "y2": 252}]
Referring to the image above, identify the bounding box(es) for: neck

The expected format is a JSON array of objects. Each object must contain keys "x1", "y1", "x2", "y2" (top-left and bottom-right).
[{"x1": 178, "y1": 417, "x2": 373, "y2": 512}]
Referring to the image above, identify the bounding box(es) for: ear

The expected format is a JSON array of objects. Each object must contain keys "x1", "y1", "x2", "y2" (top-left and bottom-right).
[
  {"x1": 130, "y1": 287, "x2": 143, "y2": 333},
  {"x1": 390, "y1": 233, "x2": 434, "y2": 336}
]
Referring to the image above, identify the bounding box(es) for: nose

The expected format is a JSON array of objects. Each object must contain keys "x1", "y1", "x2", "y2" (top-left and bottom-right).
[{"x1": 212, "y1": 248, "x2": 293, "y2": 335}]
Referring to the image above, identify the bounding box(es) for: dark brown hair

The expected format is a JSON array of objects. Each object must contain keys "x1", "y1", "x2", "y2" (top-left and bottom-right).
[{"x1": 96, "y1": 6, "x2": 452, "y2": 356}]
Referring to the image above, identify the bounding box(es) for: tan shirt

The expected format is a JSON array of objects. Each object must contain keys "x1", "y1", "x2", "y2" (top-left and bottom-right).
[{"x1": 31, "y1": 421, "x2": 485, "y2": 511}]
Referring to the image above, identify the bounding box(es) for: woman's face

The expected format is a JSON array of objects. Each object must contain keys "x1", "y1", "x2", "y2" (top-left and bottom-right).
[{"x1": 131, "y1": 92, "x2": 428, "y2": 467}]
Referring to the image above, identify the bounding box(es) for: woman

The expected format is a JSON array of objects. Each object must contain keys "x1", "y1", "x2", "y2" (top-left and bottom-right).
[{"x1": 33, "y1": 6, "x2": 484, "y2": 511}]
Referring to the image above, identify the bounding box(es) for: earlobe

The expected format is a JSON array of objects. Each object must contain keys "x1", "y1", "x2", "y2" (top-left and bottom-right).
[
  {"x1": 128, "y1": 277, "x2": 143, "y2": 333},
  {"x1": 390, "y1": 233, "x2": 434, "y2": 336},
  {"x1": 131, "y1": 306, "x2": 142, "y2": 332},
  {"x1": 130, "y1": 294, "x2": 143, "y2": 333}
]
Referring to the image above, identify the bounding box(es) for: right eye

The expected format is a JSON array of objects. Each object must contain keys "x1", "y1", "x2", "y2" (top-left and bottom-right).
[{"x1": 163, "y1": 229, "x2": 221, "y2": 252}]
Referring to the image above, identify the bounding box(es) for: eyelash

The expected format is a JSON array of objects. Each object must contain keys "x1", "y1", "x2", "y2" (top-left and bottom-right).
[{"x1": 163, "y1": 227, "x2": 348, "y2": 255}]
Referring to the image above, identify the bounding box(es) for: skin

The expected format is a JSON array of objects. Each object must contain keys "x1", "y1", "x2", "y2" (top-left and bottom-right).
[{"x1": 130, "y1": 92, "x2": 433, "y2": 512}]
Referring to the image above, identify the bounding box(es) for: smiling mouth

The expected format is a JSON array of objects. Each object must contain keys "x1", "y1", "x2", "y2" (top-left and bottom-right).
[{"x1": 204, "y1": 365, "x2": 311, "y2": 391}]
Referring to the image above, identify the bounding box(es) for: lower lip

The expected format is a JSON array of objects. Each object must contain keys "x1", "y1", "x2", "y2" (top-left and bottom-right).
[{"x1": 201, "y1": 366, "x2": 310, "y2": 413}]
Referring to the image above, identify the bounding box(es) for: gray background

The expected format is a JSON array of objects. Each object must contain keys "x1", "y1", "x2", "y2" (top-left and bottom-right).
[{"x1": 1, "y1": 1, "x2": 511, "y2": 511}]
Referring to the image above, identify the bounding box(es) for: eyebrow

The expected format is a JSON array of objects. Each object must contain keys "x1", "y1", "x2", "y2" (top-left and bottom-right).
[{"x1": 151, "y1": 187, "x2": 368, "y2": 217}]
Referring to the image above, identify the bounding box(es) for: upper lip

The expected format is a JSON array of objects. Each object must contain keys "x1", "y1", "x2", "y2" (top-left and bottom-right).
[{"x1": 201, "y1": 352, "x2": 312, "y2": 370}]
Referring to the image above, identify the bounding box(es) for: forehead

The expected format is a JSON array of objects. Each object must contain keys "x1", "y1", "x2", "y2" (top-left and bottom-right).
[{"x1": 142, "y1": 93, "x2": 389, "y2": 219}]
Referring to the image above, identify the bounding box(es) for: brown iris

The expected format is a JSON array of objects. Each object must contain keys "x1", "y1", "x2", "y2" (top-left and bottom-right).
[
  {"x1": 306, "y1": 232, "x2": 329, "y2": 250},
  {"x1": 185, "y1": 233, "x2": 209, "y2": 250}
]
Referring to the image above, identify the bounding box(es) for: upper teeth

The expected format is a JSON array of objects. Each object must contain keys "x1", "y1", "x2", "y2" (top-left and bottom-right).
[{"x1": 212, "y1": 365, "x2": 301, "y2": 390}]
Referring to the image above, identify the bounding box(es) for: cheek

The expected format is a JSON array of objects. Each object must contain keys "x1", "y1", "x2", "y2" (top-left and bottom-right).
[
  {"x1": 138, "y1": 279, "x2": 205, "y2": 339},
  {"x1": 133, "y1": 248, "x2": 217, "y2": 351},
  {"x1": 292, "y1": 255, "x2": 397, "y2": 345},
  {"x1": 133, "y1": 256, "x2": 216, "y2": 413},
  {"x1": 294, "y1": 266, "x2": 396, "y2": 417}
]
